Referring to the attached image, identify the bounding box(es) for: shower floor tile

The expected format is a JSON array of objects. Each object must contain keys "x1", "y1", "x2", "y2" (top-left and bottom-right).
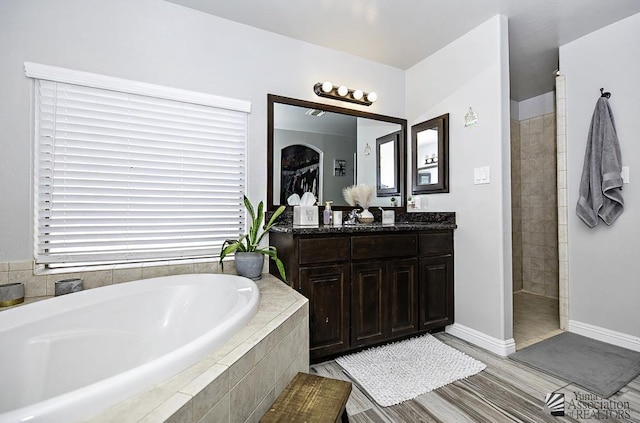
[{"x1": 513, "y1": 291, "x2": 560, "y2": 350}]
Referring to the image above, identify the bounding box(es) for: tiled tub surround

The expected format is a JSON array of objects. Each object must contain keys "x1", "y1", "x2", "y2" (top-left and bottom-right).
[
  {"x1": 0, "y1": 259, "x2": 228, "y2": 300},
  {"x1": 1, "y1": 273, "x2": 309, "y2": 423}
]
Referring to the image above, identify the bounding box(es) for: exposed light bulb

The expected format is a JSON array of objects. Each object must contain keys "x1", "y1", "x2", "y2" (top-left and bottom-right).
[{"x1": 313, "y1": 82, "x2": 376, "y2": 106}]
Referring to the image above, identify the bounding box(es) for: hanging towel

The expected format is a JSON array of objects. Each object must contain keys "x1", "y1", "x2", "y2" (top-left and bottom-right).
[{"x1": 576, "y1": 97, "x2": 624, "y2": 227}]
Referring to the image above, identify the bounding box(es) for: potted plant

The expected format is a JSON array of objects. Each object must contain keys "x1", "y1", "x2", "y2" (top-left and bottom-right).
[
  {"x1": 219, "y1": 195, "x2": 287, "y2": 281},
  {"x1": 407, "y1": 195, "x2": 415, "y2": 209}
]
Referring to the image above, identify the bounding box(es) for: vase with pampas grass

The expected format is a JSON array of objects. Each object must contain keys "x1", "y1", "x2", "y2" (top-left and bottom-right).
[{"x1": 342, "y1": 184, "x2": 375, "y2": 223}]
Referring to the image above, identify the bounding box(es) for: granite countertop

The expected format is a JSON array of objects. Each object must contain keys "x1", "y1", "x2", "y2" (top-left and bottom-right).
[
  {"x1": 267, "y1": 210, "x2": 456, "y2": 234},
  {"x1": 270, "y1": 221, "x2": 456, "y2": 235}
]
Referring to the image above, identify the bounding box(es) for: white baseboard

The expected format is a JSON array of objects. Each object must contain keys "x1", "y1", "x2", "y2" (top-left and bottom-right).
[
  {"x1": 568, "y1": 320, "x2": 640, "y2": 352},
  {"x1": 446, "y1": 323, "x2": 516, "y2": 356}
]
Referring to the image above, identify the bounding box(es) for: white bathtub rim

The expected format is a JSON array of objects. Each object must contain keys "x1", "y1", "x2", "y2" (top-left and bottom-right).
[
  {"x1": 0, "y1": 274, "x2": 260, "y2": 423},
  {"x1": 0, "y1": 273, "x2": 249, "y2": 330}
]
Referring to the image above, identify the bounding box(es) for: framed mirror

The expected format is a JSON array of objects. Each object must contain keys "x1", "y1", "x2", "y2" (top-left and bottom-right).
[
  {"x1": 411, "y1": 113, "x2": 449, "y2": 194},
  {"x1": 268, "y1": 94, "x2": 407, "y2": 210},
  {"x1": 376, "y1": 131, "x2": 401, "y2": 197}
]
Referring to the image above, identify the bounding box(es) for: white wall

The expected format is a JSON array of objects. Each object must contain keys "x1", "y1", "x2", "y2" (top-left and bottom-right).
[
  {"x1": 0, "y1": 0, "x2": 405, "y2": 260},
  {"x1": 514, "y1": 91, "x2": 555, "y2": 121},
  {"x1": 406, "y1": 15, "x2": 513, "y2": 346},
  {"x1": 560, "y1": 12, "x2": 640, "y2": 340},
  {"x1": 1, "y1": 1, "x2": 520, "y2": 351}
]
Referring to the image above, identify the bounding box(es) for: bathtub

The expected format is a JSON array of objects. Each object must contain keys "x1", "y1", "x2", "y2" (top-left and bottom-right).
[{"x1": 0, "y1": 273, "x2": 260, "y2": 423}]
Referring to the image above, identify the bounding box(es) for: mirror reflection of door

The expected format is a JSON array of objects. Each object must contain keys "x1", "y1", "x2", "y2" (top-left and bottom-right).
[
  {"x1": 376, "y1": 131, "x2": 401, "y2": 197},
  {"x1": 280, "y1": 144, "x2": 322, "y2": 204}
]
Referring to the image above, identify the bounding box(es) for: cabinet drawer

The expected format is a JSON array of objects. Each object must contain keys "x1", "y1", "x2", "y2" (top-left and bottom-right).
[
  {"x1": 351, "y1": 234, "x2": 417, "y2": 260},
  {"x1": 419, "y1": 231, "x2": 453, "y2": 256},
  {"x1": 299, "y1": 237, "x2": 350, "y2": 264}
]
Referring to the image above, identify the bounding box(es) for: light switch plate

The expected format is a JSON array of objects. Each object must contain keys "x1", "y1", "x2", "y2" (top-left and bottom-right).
[
  {"x1": 622, "y1": 166, "x2": 630, "y2": 184},
  {"x1": 474, "y1": 166, "x2": 491, "y2": 184}
]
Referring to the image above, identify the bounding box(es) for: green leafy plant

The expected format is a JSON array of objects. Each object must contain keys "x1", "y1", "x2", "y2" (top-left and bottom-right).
[{"x1": 219, "y1": 195, "x2": 287, "y2": 281}]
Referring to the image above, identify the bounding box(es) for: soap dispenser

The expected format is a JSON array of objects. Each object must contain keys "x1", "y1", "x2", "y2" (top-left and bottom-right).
[{"x1": 323, "y1": 201, "x2": 333, "y2": 225}]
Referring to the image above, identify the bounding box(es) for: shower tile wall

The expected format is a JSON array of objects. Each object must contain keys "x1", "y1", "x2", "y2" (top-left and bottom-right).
[
  {"x1": 510, "y1": 120, "x2": 523, "y2": 292},
  {"x1": 512, "y1": 113, "x2": 558, "y2": 298}
]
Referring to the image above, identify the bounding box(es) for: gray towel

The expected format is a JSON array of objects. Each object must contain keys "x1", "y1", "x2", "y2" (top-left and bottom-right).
[{"x1": 576, "y1": 97, "x2": 624, "y2": 227}]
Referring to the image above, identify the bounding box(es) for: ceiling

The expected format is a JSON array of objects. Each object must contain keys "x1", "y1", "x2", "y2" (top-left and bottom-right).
[{"x1": 165, "y1": 0, "x2": 640, "y2": 101}]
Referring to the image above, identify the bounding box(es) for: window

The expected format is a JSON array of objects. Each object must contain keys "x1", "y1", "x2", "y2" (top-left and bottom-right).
[{"x1": 26, "y1": 63, "x2": 250, "y2": 268}]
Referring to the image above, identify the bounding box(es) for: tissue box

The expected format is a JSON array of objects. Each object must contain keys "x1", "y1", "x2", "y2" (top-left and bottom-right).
[
  {"x1": 293, "y1": 206, "x2": 319, "y2": 226},
  {"x1": 382, "y1": 210, "x2": 395, "y2": 225}
]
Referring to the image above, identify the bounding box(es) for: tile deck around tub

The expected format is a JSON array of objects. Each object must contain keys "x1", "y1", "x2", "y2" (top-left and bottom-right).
[{"x1": 86, "y1": 274, "x2": 309, "y2": 423}]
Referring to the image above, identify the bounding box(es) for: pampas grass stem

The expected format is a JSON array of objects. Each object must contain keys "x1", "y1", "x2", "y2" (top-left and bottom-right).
[{"x1": 342, "y1": 184, "x2": 375, "y2": 209}]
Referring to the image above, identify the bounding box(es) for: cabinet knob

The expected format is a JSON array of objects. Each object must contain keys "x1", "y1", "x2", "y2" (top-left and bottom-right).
[{"x1": 325, "y1": 317, "x2": 329, "y2": 323}]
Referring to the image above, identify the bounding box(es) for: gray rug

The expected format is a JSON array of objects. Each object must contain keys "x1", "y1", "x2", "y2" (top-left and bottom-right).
[{"x1": 510, "y1": 332, "x2": 640, "y2": 398}]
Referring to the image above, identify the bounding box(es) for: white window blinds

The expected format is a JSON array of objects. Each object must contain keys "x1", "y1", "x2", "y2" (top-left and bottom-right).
[{"x1": 33, "y1": 76, "x2": 248, "y2": 268}]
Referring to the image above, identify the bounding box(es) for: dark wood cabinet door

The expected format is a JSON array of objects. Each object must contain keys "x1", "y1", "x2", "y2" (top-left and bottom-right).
[
  {"x1": 418, "y1": 255, "x2": 454, "y2": 330},
  {"x1": 269, "y1": 229, "x2": 455, "y2": 363},
  {"x1": 387, "y1": 258, "x2": 418, "y2": 337},
  {"x1": 300, "y1": 264, "x2": 350, "y2": 359},
  {"x1": 351, "y1": 262, "x2": 386, "y2": 347}
]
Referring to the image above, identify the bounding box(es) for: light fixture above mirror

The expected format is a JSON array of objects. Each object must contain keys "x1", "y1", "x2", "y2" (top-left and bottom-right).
[{"x1": 313, "y1": 81, "x2": 377, "y2": 106}]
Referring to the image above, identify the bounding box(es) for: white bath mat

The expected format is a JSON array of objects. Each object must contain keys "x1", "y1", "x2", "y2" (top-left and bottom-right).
[{"x1": 335, "y1": 334, "x2": 486, "y2": 407}]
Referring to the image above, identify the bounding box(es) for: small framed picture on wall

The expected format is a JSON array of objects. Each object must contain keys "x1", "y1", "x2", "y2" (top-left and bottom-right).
[{"x1": 334, "y1": 159, "x2": 346, "y2": 176}]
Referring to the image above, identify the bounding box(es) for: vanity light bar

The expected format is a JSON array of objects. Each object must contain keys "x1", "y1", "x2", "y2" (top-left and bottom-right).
[{"x1": 313, "y1": 81, "x2": 377, "y2": 106}]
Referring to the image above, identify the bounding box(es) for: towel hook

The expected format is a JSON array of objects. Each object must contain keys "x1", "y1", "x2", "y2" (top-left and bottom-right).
[{"x1": 600, "y1": 88, "x2": 611, "y2": 99}]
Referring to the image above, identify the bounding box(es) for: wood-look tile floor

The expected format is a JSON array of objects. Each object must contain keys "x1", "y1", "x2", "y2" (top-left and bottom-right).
[
  {"x1": 311, "y1": 333, "x2": 640, "y2": 422},
  {"x1": 513, "y1": 291, "x2": 562, "y2": 350}
]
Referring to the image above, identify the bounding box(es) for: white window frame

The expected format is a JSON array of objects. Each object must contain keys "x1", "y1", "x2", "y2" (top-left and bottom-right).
[{"x1": 26, "y1": 62, "x2": 251, "y2": 269}]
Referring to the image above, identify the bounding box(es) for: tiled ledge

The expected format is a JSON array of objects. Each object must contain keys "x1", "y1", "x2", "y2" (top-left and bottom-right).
[
  {"x1": 0, "y1": 259, "x2": 236, "y2": 299},
  {"x1": 85, "y1": 273, "x2": 309, "y2": 423}
]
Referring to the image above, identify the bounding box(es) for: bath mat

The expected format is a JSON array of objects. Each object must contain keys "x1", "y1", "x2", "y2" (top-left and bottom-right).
[
  {"x1": 335, "y1": 334, "x2": 486, "y2": 407},
  {"x1": 510, "y1": 332, "x2": 640, "y2": 398}
]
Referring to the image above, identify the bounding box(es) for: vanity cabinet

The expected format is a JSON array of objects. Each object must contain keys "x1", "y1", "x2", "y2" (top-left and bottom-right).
[
  {"x1": 269, "y1": 227, "x2": 454, "y2": 362},
  {"x1": 297, "y1": 237, "x2": 351, "y2": 359},
  {"x1": 300, "y1": 264, "x2": 350, "y2": 357},
  {"x1": 351, "y1": 258, "x2": 418, "y2": 348},
  {"x1": 418, "y1": 233, "x2": 454, "y2": 330}
]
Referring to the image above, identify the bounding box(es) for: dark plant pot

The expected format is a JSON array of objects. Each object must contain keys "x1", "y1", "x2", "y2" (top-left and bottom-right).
[
  {"x1": 0, "y1": 282, "x2": 25, "y2": 307},
  {"x1": 235, "y1": 252, "x2": 264, "y2": 280}
]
